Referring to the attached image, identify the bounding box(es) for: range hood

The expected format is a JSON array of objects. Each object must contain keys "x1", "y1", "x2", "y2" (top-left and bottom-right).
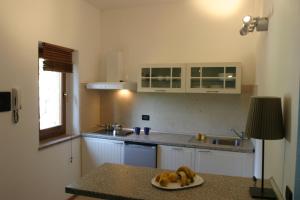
[
  {"x1": 86, "y1": 81, "x2": 137, "y2": 91},
  {"x1": 86, "y1": 50, "x2": 137, "y2": 91}
]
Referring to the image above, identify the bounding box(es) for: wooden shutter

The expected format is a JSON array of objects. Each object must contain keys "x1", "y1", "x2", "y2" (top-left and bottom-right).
[{"x1": 39, "y1": 42, "x2": 74, "y2": 73}]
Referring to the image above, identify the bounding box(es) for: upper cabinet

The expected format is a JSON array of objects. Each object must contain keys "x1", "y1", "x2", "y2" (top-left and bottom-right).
[
  {"x1": 138, "y1": 64, "x2": 186, "y2": 93},
  {"x1": 138, "y1": 63, "x2": 242, "y2": 94},
  {"x1": 186, "y1": 63, "x2": 241, "y2": 94}
]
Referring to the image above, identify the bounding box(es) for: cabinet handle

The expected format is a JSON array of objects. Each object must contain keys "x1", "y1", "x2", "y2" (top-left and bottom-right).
[
  {"x1": 197, "y1": 150, "x2": 211, "y2": 153},
  {"x1": 172, "y1": 147, "x2": 183, "y2": 151},
  {"x1": 206, "y1": 91, "x2": 219, "y2": 93},
  {"x1": 111, "y1": 141, "x2": 124, "y2": 145},
  {"x1": 154, "y1": 89, "x2": 167, "y2": 92}
]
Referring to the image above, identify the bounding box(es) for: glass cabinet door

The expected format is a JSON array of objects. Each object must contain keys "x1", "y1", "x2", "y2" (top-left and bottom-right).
[
  {"x1": 151, "y1": 68, "x2": 171, "y2": 77},
  {"x1": 202, "y1": 79, "x2": 224, "y2": 89},
  {"x1": 225, "y1": 67, "x2": 237, "y2": 89},
  {"x1": 151, "y1": 78, "x2": 171, "y2": 88},
  {"x1": 186, "y1": 64, "x2": 241, "y2": 94},
  {"x1": 190, "y1": 67, "x2": 201, "y2": 88},
  {"x1": 225, "y1": 67, "x2": 236, "y2": 78},
  {"x1": 201, "y1": 67, "x2": 224, "y2": 89},
  {"x1": 141, "y1": 78, "x2": 150, "y2": 88},
  {"x1": 139, "y1": 65, "x2": 185, "y2": 92},
  {"x1": 151, "y1": 68, "x2": 171, "y2": 88},
  {"x1": 202, "y1": 67, "x2": 224, "y2": 77},
  {"x1": 141, "y1": 68, "x2": 151, "y2": 88},
  {"x1": 172, "y1": 68, "x2": 182, "y2": 88}
]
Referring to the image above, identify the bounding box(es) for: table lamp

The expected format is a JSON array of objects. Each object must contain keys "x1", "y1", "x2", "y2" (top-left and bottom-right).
[{"x1": 245, "y1": 97, "x2": 284, "y2": 199}]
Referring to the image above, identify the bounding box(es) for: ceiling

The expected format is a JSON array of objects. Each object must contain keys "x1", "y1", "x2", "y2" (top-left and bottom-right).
[{"x1": 86, "y1": 0, "x2": 183, "y2": 10}]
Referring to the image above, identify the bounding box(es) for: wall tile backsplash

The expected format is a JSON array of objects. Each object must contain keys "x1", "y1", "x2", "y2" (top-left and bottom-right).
[{"x1": 98, "y1": 91, "x2": 251, "y2": 137}]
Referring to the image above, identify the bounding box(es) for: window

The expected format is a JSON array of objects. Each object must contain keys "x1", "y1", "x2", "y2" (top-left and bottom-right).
[{"x1": 38, "y1": 42, "x2": 73, "y2": 140}]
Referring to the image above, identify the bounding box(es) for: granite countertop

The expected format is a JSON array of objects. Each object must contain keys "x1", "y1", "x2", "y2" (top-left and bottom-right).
[
  {"x1": 66, "y1": 163, "x2": 272, "y2": 200},
  {"x1": 82, "y1": 131, "x2": 254, "y2": 153}
]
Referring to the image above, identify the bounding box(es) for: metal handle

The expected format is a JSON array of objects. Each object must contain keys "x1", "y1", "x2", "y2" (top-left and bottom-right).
[
  {"x1": 172, "y1": 147, "x2": 183, "y2": 151},
  {"x1": 197, "y1": 150, "x2": 211, "y2": 153},
  {"x1": 126, "y1": 144, "x2": 156, "y2": 149},
  {"x1": 154, "y1": 89, "x2": 167, "y2": 92},
  {"x1": 110, "y1": 141, "x2": 124, "y2": 145},
  {"x1": 206, "y1": 91, "x2": 219, "y2": 93}
]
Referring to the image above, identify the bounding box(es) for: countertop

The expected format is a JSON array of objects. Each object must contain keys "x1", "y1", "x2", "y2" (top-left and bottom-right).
[
  {"x1": 66, "y1": 163, "x2": 272, "y2": 200},
  {"x1": 82, "y1": 131, "x2": 254, "y2": 153}
]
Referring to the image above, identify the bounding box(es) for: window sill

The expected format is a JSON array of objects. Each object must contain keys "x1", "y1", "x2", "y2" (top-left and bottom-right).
[{"x1": 38, "y1": 134, "x2": 81, "y2": 150}]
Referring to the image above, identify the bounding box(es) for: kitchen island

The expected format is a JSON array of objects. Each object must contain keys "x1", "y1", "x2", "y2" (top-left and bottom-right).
[{"x1": 65, "y1": 163, "x2": 277, "y2": 200}]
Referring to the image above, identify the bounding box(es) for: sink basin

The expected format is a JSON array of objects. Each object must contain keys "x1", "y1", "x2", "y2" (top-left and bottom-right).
[
  {"x1": 212, "y1": 138, "x2": 241, "y2": 146},
  {"x1": 189, "y1": 137, "x2": 241, "y2": 147}
]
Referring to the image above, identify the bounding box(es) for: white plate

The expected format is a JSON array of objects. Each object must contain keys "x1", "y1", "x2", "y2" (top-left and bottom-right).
[{"x1": 151, "y1": 174, "x2": 204, "y2": 190}]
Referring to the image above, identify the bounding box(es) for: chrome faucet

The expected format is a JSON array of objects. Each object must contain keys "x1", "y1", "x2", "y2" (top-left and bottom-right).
[{"x1": 231, "y1": 128, "x2": 246, "y2": 140}]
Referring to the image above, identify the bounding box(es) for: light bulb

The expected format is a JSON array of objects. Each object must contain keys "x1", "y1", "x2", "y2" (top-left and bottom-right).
[{"x1": 242, "y1": 16, "x2": 252, "y2": 24}]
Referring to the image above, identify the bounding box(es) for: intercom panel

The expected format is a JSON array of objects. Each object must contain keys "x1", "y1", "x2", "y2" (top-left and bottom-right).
[{"x1": 0, "y1": 92, "x2": 11, "y2": 112}]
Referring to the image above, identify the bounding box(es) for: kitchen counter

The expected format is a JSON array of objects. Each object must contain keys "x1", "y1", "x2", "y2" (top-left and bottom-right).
[
  {"x1": 66, "y1": 163, "x2": 273, "y2": 200},
  {"x1": 82, "y1": 131, "x2": 254, "y2": 153}
]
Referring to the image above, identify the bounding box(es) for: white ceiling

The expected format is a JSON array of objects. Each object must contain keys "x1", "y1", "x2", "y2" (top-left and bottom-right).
[{"x1": 86, "y1": 0, "x2": 183, "y2": 10}]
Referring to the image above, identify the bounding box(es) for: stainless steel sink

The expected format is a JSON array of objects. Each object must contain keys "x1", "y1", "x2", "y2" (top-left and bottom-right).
[
  {"x1": 189, "y1": 137, "x2": 242, "y2": 147},
  {"x1": 211, "y1": 138, "x2": 241, "y2": 146}
]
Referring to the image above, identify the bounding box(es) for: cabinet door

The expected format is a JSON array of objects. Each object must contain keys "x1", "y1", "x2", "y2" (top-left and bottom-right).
[
  {"x1": 81, "y1": 137, "x2": 100, "y2": 176},
  {"x1": 82, "y1": 138, "x2": 124, "y2": 176},
  {"x1": 98, "y1": 139, "x2": 124, "y2": 165},
  {"x1": 186, "y1": 63, "x2": 242, "y2": 94},
  {"x1": 194, "y1": 149, "x2": 253, "y2": 177},
  {"x1": 158, "y1": 145, "x2": 194, "y2": 171},
  {"x1": 138, "y1": 64, "x2": 186, "y2": 93}
]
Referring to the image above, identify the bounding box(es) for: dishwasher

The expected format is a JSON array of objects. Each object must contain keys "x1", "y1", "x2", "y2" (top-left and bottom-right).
[{"x1": 124, "y1": 141, "x2": 157, "y2": 168}]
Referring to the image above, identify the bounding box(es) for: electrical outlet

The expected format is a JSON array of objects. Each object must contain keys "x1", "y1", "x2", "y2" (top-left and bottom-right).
[
  {"x1": 142, "y1": 115, "x2": 150, "y2": 121},
  {"x1": 285, "y1": 185, "x2": 293, "y2": 200}
]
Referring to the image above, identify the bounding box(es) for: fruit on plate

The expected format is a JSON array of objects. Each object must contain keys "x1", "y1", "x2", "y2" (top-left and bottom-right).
[
  {"x1": 155, "y1": 172, "x2": 170, "y2": 187},
  {"x1": 154, "y1": 166, "x2": 196, "y2": 187},
  {"x1": 177, "y1": 166, "x2": 196, "y2": 183}
]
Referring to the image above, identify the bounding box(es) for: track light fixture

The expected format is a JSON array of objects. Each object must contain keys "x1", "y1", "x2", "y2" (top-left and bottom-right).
[{"x1": 240, "y1": 16, "x2": 269, "y2": 36}]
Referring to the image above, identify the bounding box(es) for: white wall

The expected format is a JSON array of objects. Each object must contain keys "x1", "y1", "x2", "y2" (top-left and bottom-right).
[
  {"x1": 99, "y1": 0, "x2": 257, "y2": 84},
  {"x1": 96, "y1": 0, "x2": 258, "y2": 136},
  {"x1": 0, "y1": 0, "x2": 101, "y2": 199},
  {"x1": 255, "y1": 0, "x2": 300, "y2": 195}
]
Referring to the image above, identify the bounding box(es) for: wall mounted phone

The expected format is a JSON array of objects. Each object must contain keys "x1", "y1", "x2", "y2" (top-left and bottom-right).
[{"x1": 12, "y1": 88, "x2": 21, "y2": 123}]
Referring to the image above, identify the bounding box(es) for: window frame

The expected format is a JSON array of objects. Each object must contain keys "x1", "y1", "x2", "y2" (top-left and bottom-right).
[{"x1": 39, "y1": 73, "x2": 67, "y2": 141}]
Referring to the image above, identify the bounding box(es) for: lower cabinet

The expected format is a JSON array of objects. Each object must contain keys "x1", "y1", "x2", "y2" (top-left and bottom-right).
[
  {"x1": 157, "y1": 145, "x2": 195, "y2": 171},
  {"x1": 82, "y1": 139, "x2": 254, "y2": 177},
  {"x1": 194, "y1": 149, "x2": 254, "y2": 177},
  {"x1": 81, "y1": 137, "x2": 124, "y2": 175},
  {"x1": 158, "y1": 145, "x2": 254, "y2": 177}
]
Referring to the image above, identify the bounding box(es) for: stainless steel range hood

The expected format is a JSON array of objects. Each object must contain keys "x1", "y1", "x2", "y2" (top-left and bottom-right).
[{"x1": 86, "y1": 81, "x2": 137, "y2": 91}]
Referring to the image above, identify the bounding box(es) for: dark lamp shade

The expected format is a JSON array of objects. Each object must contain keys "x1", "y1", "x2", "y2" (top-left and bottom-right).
[{"x1": 245, "y1": 97, "x2": 284, "y2": 140}]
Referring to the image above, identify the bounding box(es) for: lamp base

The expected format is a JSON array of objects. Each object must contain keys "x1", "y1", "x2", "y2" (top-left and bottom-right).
[{"x1": 249, "y1": 187, "x2": 277, "y2": 199}]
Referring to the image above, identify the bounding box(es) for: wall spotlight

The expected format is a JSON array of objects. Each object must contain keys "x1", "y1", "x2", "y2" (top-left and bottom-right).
[
  {"x1": 239, "y1": 16, "x2": 269, "y2": 36},
  {"x1": 242, "y1": 16, "x2": 252, "y2": 25}
]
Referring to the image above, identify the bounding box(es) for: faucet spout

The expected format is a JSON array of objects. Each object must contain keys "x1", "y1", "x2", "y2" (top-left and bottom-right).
[{"x1": 231, "y1": 128, "x2": 246, "y2": 140}]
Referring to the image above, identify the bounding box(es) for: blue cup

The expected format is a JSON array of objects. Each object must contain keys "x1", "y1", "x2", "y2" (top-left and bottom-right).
[
  {"x1": 144, "y1": 127, "x2": 151, "y2": 135},
  {"x1": 134, "y1": 127, "x2": 141, "y2": 135}
]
